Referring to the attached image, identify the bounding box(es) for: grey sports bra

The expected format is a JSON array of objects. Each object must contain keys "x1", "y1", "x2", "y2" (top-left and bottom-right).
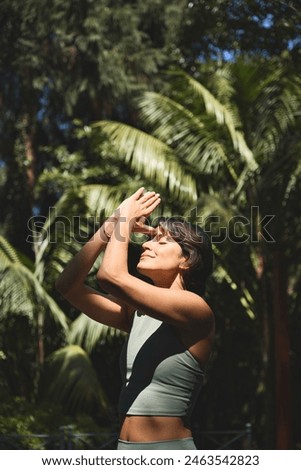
[{"x1": 118, "y1": 312, "x2": 204, "y2": 417}]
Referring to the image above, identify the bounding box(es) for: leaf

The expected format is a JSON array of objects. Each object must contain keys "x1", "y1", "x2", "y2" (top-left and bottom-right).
[
  {"x1": 34, "y1": 184, "x2": 133, "y2": 284},
  {"x1": 136, "y1": 92, "x2": 238, "y2": 181},
  {"x1": 213, "y1": 258, "x2": 256, "y2": 320},
  {"x1": 0, "y1": 235, "x2": 20, "y2": 267},
  {"x1": 92, "y1": 121, "x2": 197, "y2": 202},
  {"x1": 178, "y1": 71, "x2": 258, "y2": 171},
  {"x1": 68, "y1": 313, "x2": 124, "y2": 353},
  {"x1": 41, "y1": 345, "x2": 108, "y2": 414},
  {"x1": 0, "y1": 236, "x2": 68, "y2": 331}
]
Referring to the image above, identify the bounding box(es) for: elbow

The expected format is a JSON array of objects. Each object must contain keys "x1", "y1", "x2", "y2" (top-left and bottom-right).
[
  {"x1": 96, "y1": 265, "x2": 107, "y2": 284},
  {"x1": 55, "y1": 275, "x2": 68, "y2": 297},
  {"x1": 55, "y1": 276, "x2": 81, "y2": 302},
  {"x1": 55, "y1": 273, "x2": 75, "y2": 298},
  {"x1": 96, "y1": 266, "x2": 113, "y2": 285},
  {"x1": 96, "y1": 267, "x2": 120, "y2": 292}
]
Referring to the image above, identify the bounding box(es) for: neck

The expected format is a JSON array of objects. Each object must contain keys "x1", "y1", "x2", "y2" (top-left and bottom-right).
[{"x1": 151, "y1": 273, "x2": 184, "y2": 290}]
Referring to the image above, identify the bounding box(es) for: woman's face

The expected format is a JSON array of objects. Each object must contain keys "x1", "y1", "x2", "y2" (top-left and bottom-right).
[{"x1": 137, "y1": 226, "x2": 187, "y2": 283}]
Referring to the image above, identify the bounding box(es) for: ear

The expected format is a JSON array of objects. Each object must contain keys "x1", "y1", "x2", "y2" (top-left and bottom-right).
[{"x1": 179, "y1": 256, "x2": 190, "y2": 271}]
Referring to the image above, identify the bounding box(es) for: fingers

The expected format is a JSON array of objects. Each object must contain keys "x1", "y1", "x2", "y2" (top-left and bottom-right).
[
  {"x1": 144, "y1": 195, "x2": 161, "y2": 215},
  {"x1": 133, "y1": 187, "x2": 160, "y2": 212},
  {"x1": 128, "y1": 187, "x2": 161, "y2": 222},
  {"x1": 134, "y1": 187, "x2": 159, "y2": 203},
  {"x1": 140, "y1": 191, "x2": 160, "y2": 207},
  {"x1": 138, "y1": 216, "x2": 146, "y2": 224},
  {"x1": 132, "y1": 223, "x2": 157, "y2": 235},
  {"x1": 134, "y1": 187, "x2": 145, "y2": 200}
]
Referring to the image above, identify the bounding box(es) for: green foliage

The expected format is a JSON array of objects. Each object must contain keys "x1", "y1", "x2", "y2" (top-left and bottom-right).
[
  {"x1": 0, "y1": 236, "x2": 68, "y2": 330},
  {"x1": 93, "y1": 120, "x2": 197, "y2": 202},
  {"x1": 69, "y1": 313, "x2": 124, "y2": 354},
  {"x1": 0, "y1": 397, "x2": 112, "y2": 449},
  {"x1": 40, "y1": 345, "x2": 108, "y2": 416},
  {"x1": 0, "y1": 0, "x2": 301, "y2": 450},
  {"x1": 178, "y1": 0, "x2": 301, "y2": 64}
]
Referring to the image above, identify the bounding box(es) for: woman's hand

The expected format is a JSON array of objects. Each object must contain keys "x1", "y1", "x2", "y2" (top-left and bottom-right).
[
  {"x1": 97, "y1": 188, "x2": 160, "y2": 289},
  {"x1": 102, "y1": 188, "x2": 160, "y2": 238},
  {"x1": 118, "y1": 188, "x2": 161, "y2": 229}
]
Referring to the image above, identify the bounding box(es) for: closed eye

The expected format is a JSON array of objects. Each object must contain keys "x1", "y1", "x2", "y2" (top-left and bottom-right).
[{"x1": 159, "y1": 235, "x2": 175, "y2": 244}]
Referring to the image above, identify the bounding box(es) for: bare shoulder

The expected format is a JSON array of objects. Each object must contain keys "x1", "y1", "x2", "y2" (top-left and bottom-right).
[
  {"x1": 181, "y1": 289, "x2": 214, "y2": 323},
  {"x1": 158, "y1": 288, "x2": 214, "y2": 332},
  {"x1": 176, "y1": 291, "x2": 215, "y2": 358}
]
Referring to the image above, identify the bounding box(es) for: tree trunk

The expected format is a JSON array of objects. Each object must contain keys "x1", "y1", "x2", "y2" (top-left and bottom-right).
[
  {"x1": 24, "y1": 121, "x2": 36, "y2": 195},
  {"x1": 272, "y1": 249, "x2": 292, "y2": 449}
]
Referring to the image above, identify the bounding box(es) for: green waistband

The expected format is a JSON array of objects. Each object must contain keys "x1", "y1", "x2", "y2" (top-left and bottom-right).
[{"x1": 117, "y1": 437, "x2": 196, "y2": 450}]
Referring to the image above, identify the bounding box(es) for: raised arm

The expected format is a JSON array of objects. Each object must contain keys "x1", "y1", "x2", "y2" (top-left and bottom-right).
[{"x1": 55, "y1": 209, "x2": 134, "y2": 332}]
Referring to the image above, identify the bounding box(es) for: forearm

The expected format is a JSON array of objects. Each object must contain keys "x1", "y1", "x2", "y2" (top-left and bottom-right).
[
  {"x1": 97, "y1": 217, "x2": 132, "y2": 283},
  {"x1": 56, "y1": 225, "x2": 109, "y2": 296},
  {"x1": 97, "y1": 188, "x2": 160, "y2": 286}
]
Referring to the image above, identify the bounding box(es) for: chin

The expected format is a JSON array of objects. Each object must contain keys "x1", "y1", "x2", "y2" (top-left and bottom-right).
[
  {"x1": 137, "y1": 263, "x2": 147, "y2": 274},
  {"x1": 136, "y1": 265, "x2": 154, "y2": 283},
  {"x1": 137, "y1": 262, "x2": 152, "y2": 275}
]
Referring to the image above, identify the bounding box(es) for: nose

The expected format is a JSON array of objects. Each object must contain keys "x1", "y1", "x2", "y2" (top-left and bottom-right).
[{"x1": 142, "y1": 239, "x2": 152, "y2": 250}]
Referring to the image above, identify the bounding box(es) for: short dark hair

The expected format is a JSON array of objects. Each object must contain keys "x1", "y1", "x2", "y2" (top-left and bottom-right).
[{"x1": 155, "y1": 217, "x2": 213, "y2": 297}]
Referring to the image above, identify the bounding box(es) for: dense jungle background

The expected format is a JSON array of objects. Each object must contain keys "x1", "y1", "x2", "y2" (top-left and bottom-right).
[{"x1": 0, "y1": 0, "x2": 301, "y2": 450}]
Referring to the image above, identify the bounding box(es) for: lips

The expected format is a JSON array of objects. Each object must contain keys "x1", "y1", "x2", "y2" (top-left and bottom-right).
[{"x1": 140, "y1": 253, "x2": 155, "y2": 259}]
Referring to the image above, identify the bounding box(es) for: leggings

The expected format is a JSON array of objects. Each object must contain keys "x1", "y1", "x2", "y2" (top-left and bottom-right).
[{"x1": 117, "y1": 437, "x2": 196, "y2": 450}]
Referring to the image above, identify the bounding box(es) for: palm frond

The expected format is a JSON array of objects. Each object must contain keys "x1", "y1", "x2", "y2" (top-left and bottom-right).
[
  {"x1": 258, "y1": 136, "x2": 301, "y2": 196},
  {"x1": 136, "y1": 91, "x2": 205, "y2": 142},
  {"x1": 35, "y1": 184, "x2": 129, "y2": 283},
  {"x1": 92, "y1": 121, "x2": 197, "y2": 202},
  {"x1": 189, "y1": 195, "x2": 256, "y2": 319},
  {"x1": 212, "y1": 249, "x2": 256, "y2": 320},
  {"x1": 253, "y1": 73, "x2": 301, "y2": 158},
  {"x1": 0, "y1": 264, "x2": 69, "y2": 330},
  {"x1": 0, "y1": 236, "x2": 68, "y2": 330},
  {"x1": 41, "y1": 345, "x2": 108, "y2": 414},
  {"x1": 283, "y1": 154, "x2": 301, "y2": 208},
  {"x1": 209, "y1": 65, "x2": 236, "y2": 102},
  {"x1": 136, "y1": 92, "x2": 238, "y2": 182},
  {"x1": 191, "y1": 192, "x2": 239, "y2": 224},
  {"x1": 0, "y1": 235, "x2": 20, "y2": 267},
  {"x1": 68, "y1": 313, "x2": 123, "y2": 353},
  {"x1": 179, "y1": 71, "x2": 258, "y2": 171},
  {"x1": 0, "y1": 266, "x2": 33, "y2": 319}
]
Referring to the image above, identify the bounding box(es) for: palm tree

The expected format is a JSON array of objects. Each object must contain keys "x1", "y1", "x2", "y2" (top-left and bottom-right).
[
  {"x1": 0, "y1": 233, "x2": 111, "y2": 416},
  {"x1": 0, "y1": 235, "x2": 68, "y2": 397}
]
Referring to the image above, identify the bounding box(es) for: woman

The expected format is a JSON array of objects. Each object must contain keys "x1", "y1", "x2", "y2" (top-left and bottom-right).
[{"x1": 56, "y1": 188, "x2": 215, "y2": 450}]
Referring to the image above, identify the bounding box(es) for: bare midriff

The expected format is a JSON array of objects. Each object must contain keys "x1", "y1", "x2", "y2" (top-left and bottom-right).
[{"x1": 119, "y1": 415, "x2": 192, "y2": 442}]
